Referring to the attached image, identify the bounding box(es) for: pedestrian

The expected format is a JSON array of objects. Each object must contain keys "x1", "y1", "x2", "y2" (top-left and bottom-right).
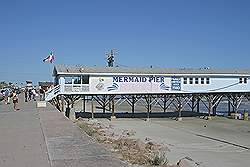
[
  {"x1": 4, "y1": 89, "x2": 10, "y2": 104},
  {"x1": 24, "y1": 88, "x2": 28, "y2": 102},
  {"x1": 32, "y1": 88, "x2": 37, "y2": 101},
  {"x1": 12, "y1": 92, "x2": 19, "y2": 111},
  {"x1": 0, "y1": 90, "x2": 4, "y2": 101},
  {"x1": 39, "y1": 88, "x2": 45, "y2": 100},
  {"x1": 28, "y1": 89, "x2": 32, "y2": 101}
]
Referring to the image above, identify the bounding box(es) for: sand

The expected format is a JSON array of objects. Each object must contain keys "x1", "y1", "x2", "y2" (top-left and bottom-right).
[
  {"x1": 72, "y1": 99, "x2": 250, "y2": 167},
  {"x1": 80, "y1": 116, "x2": 250, "y2": 167}
]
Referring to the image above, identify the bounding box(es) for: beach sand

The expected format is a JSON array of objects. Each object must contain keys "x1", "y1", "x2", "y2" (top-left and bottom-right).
[
  {"x1": 72, "y1": 100, "x2": 250, "y2": 167},
  {"x1": 78, "y1": 116, "x2": 250, "y2": 167}
]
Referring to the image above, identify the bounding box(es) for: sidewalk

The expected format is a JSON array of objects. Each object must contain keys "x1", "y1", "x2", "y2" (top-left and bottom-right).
[
  {"x1": 0, "y1": 95, "x2": 127, "y2": 167},
  {"x1": 0, "y1": 105, "x2": 50, "y2": 167},
  {"x1": 39, "y1": 107, "x2": 127, "y2": 167}
]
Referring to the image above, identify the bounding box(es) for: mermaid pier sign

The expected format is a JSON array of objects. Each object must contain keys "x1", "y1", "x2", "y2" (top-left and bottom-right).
[
  {"x1": 113, "y1": 76, "x2": 165, "y2": 83},
  {"x1": 90, "y1": 75, "x2": 181, "y2": 94}
]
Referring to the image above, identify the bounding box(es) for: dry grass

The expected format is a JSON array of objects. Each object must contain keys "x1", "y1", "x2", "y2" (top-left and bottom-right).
[
  {"x1": 76, "y1": 120, "x2": 98, "y2": 137},
  {"x1": 76, "y1": 119, "x2": 174, "y2": 166}
]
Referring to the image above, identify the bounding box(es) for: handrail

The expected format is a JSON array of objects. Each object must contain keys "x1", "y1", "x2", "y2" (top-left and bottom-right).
[
  {"x1": 45, "y1": 85, "x2": 61, "y2": 101},
  {"x1": 44, "y1": 84, "x2": 90, "y2": 101}
]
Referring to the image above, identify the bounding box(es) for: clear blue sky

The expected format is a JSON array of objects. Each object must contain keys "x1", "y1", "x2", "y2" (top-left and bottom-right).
[{"x1": 0, "y1": 0, "x2": 250, "y2": 85}]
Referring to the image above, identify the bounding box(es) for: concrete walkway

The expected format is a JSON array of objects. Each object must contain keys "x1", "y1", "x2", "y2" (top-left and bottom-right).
[{"x1": 0, "y1": 95, "x2": 127, "y2": 167}]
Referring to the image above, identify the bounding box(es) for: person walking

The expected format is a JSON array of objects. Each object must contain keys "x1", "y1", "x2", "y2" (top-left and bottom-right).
[
  {"x1": 39, "y1": 88, "x2": 45, "y2": 101},
  {"x1": 24, "y1": 88, "x2": 28, "y2": 102},
  {"x1": 28, "y1": 89, "x2": 32, "y2": 101},
  {"x1": 32, "y1": 88, "x2": 37, "y2": 101},
  {"x1": 4, "y1": 89, "x2": 10, "y2": 104},
  {"x1": 12, "y1": 92, "x2": 19, "y2": 111}
]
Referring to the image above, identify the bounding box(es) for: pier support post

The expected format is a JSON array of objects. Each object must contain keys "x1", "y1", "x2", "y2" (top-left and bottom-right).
[
  {"x1": 61, "y1": 95, "x2": 64, "y2": 112},
  {"x1": 82, "y1": 96, "x2": 86, "y2": 112},
  {"x1": 228, "y1": 99, "x2": 231, "y2": 116},
  {"x1": 91, "y1": 96, "x2": 94, "y2": 119},
  {"x1": 102, "y1": 95, "x2": 106, "y2": 113},
  {"x1": 149, "y1": 95, "x2": 152, "y2": 113},
  {"x1": 111, "y1": 99, "x2": 116, "y2": 120},
  {"x1": 197, "y1": 97, "x2": 200, "y2": 113},
  {"x1": 163, "y1": 94, "x2": 167, "y2": 113},
  {"x1": 207, "y1": 99, "x2": 212, "y2": 120},
  {"x1": 146, "y1": 95, "x2": 150, "y2": 121},
  {"x1": 132, "y1": 95, "x2": 135, "y2": 115},
  {"x1": 191, "y1": 96, "x2": 195, "y2": 112},
  {"x1": 212, "y1": 105, "x2": 217, "y2": 116}
]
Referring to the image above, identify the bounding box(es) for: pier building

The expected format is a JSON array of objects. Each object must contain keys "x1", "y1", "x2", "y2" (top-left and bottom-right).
[{"x1": 45, "y1": 65, "x2": 250, "y2": 119}]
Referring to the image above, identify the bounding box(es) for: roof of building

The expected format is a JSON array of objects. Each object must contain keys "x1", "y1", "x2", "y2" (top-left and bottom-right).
[
  {"x1": 38, "y1": 81, "x2": 54, "y2": 87},
  {"x1": 53, "y1": 64, "x2": 250, "y2": 76}
]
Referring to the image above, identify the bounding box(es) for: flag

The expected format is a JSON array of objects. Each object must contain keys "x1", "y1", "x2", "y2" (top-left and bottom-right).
[{"x1": 43, "y1": 51, "x2": 55, "y2": 63}]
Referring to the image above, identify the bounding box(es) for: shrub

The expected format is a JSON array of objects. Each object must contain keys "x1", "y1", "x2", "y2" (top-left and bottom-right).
[
  {"x1": 77, "y1": 122, "x2": 97, "y2": 137},
  {"x1": 149, "y1": 151, "x2": 169, "y2": 166}
]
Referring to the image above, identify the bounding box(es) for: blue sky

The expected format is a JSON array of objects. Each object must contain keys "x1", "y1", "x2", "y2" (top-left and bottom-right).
[{"x1": 0, "y1": 0, "x2": 250, "y2": 84}]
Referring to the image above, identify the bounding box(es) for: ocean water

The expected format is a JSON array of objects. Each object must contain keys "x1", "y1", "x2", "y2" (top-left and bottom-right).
[{"x1": 184, "y1": 100, "x2": 250, "y2": 117}]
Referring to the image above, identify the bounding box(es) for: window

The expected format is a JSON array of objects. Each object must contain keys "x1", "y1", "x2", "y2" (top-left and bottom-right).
[
  {"x1": 82, "y1": 75, "x2": 89, "y2": 84},
  {"x1": 195, "y1": 78, "x2": 199, "y2": 84},
  {"x1": 189, "y1": 78, "x2": 193, "y2": 84},
  {"x1": 65, "y1": 77, "x2": 72, "y2": 84},
  {"x1": 73, "y1": 76, "x2": 81, "y2": 84},
  {"x1": 206, "y1": 78, "x2": 210, "y2": 84},
  {"x1": 183, "y1": 77, "x2": 187, "y2": 84},
  {"x1": 244, "y1": 78, "x2": 247, "y2": 84},
  {"x1": 201, "y1": 78, "x2": 204, "y2": 84},
  {"x1": 240, "y1": 77, "x2": 248, "y2": 84},
  {"x1": 239, "y1": 78, "x2": 243, "y2": 83}
]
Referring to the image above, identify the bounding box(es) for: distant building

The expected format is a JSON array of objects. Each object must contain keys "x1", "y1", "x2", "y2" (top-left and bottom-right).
[
  {"x1": 26, "y1": 80, "x2": 33, "y2": 90},
  {"x1": 38, "y1": 81, "x2": 53, "y2": 92}
]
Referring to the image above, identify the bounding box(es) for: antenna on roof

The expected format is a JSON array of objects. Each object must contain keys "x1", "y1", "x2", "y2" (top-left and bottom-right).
[{"x1": 106, "y1": 49, "x2": 115, "y2": 67}]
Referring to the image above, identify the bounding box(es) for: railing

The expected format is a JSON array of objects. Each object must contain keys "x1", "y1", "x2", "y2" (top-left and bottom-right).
[
  {"x1": 45, "y1": 85, "x2": 61, "y2": 101},
  {"x1": 45, "y1": 84, "x2": 90, "y2": 101},
  {"x1": 64, "y1": 84, "x2": 89, "y2": 93}
]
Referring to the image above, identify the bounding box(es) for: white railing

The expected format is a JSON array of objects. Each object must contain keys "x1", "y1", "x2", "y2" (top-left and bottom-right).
[
  {"x1": 45, "y1": 85, "x2": 61, "y2": 101},
  {"x1": 45, "y1": 84, "x2": 90, "y2": 101},
  {"x1": 64, "y1": 84, "x2": 89, "y2": 93}
]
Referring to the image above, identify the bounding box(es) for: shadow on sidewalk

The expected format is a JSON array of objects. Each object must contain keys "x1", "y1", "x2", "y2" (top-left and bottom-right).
[{"x1": 75, "y1": 111, "x2": 208, "y2": 119}]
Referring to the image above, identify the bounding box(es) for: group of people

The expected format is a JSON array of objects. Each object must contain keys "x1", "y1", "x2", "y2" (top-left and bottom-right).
[
  {"x1": 24, "y1": 88, "x2": 38, "y2": 102},
  {"x1": 1, "y1": 87, "x2": 45, "y2": 111},
  {"x1": 0, "y1": 88, "x2": 19, "y2": 111}
]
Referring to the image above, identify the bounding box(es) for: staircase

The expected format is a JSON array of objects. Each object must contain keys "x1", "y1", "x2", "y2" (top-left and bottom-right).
[{"x1": 45, "y1": 85, "x2": 61, "y2": 101}]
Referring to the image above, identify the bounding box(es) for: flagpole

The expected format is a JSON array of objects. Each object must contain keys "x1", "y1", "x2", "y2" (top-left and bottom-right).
[
  {"x1": 50, "y1": 62, "x2": 53, "y2": 82},
  {"x1": 43, "y1": 51, "x2": 55, "y2": 83},
  {"x1": 50, "y1": 51, "x2": 55, "y2": 83}
]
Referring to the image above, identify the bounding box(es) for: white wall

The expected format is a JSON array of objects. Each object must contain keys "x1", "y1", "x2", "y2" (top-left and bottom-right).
[
  {"x1": 58, "y1": 74, "x2": 250, "y2": 94},
  {"x1": 89, "y1": 75, "x2": 174, "y2": 94}
]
